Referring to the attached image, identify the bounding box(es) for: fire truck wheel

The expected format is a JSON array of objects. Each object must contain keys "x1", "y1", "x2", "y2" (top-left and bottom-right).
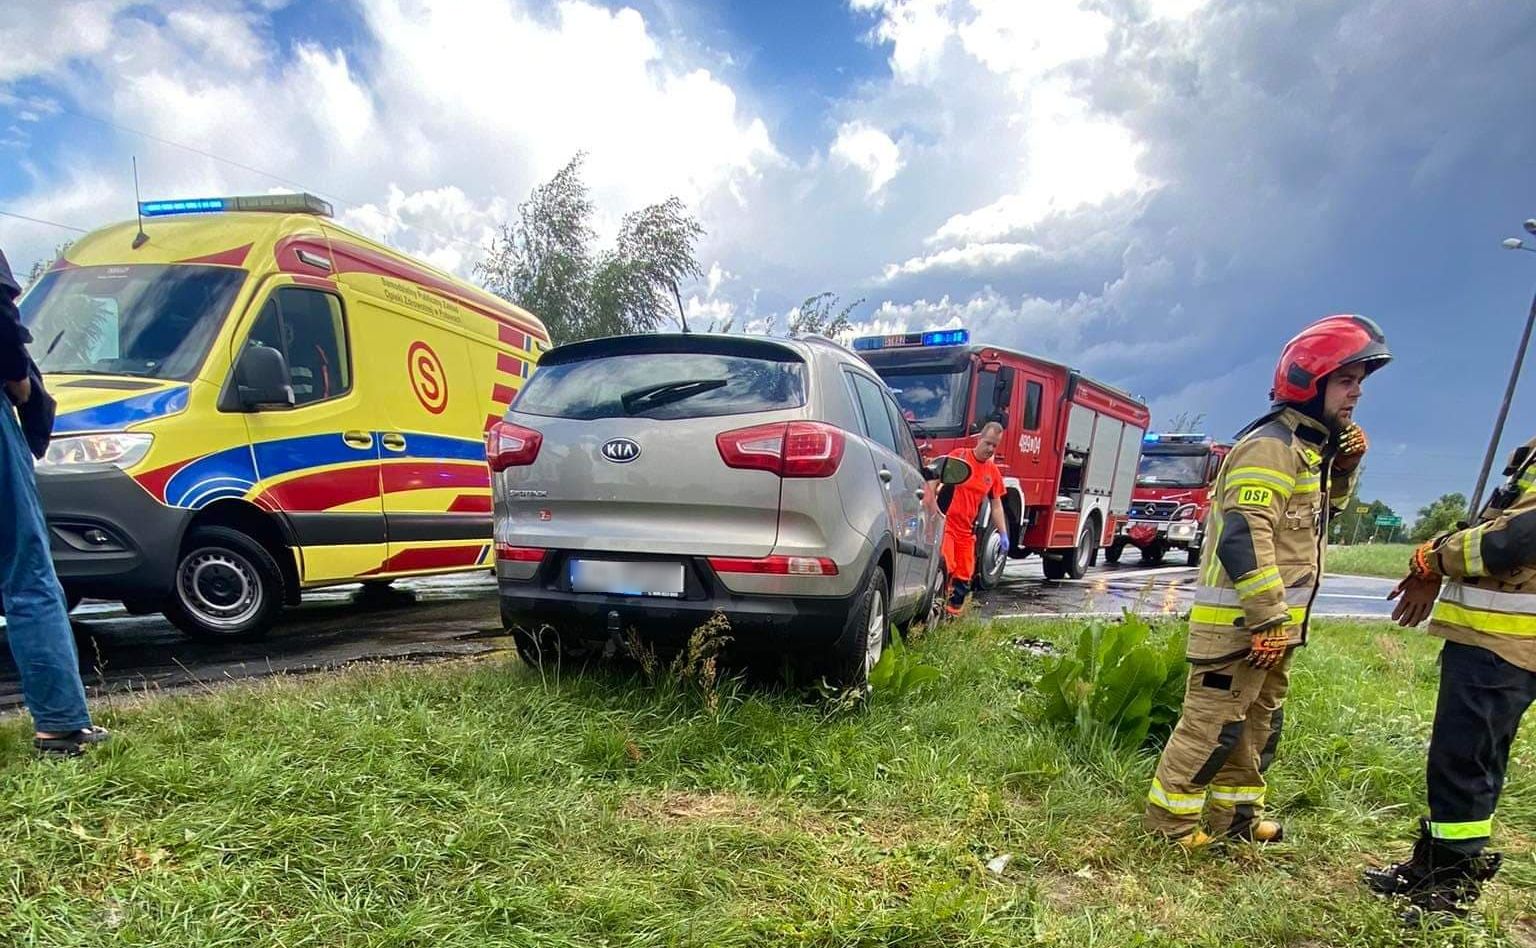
[
  {"x1": 1105, "y1": 539, "x2": 1125, "y2": 565},
  {"x1": 1042, "y1": 556, "x2": 1068, "y2": 580},
  {"x1": 1187, "y1": 543, "x2": 1202, "y2": 567},
  {"x1": 1065, "y1": 519, "x2": 1095, "y2": 580},
  {"x1": 1141, "y1": 540, "x2": 1167, "y2": 567}
]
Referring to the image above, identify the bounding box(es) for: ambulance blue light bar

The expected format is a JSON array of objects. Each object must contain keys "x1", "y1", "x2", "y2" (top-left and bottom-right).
[
  {"x1": 139, "y1": 192, "x2": 334, "y2": 218},
  {"x1": 852, "y1": 328, "x2": 970, "y2": 351}
]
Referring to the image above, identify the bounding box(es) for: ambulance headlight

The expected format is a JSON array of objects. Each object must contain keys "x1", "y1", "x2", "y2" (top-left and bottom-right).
[{"x1": 40, "y1": 433, "x2": 154, "y2": 469}]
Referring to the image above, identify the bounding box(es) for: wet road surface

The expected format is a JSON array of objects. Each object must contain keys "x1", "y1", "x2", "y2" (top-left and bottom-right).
[{"x1": 0, "y1": 561, "x2": 1400, "y2": 710}]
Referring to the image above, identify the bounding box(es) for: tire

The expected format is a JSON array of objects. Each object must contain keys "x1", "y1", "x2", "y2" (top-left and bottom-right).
[
  {"x1": 162, "y1": 526, "x2": 285, "y2": 641},
  {"x1": 827, "y1": 564, "x2": 889, "y2": 687},
  {"x1": 1042, "y1": 556, "x2": 1068, "y2": 580},
  {"x1": 122, "y1": 597, "x2": 161, "y2": 616},
  {"x1": 972, "y1": 523, "x2": 1008, "y2": 590},
  {"x1": 1142, "y1": 540, "x2": 1167, "y2": 567},
  {"x1": 511, "y1": 623, "x2": 599, "y2": 668},
  {"x1": 1065, "y1": 519, "x2": 1095, "y2": 580},
  {"x1": 1105, "y1": 539, "x2": 1125, "y2": 565},
  {"x1": 1187, "y1": 543, "x2": 1202, "y2": 567}
]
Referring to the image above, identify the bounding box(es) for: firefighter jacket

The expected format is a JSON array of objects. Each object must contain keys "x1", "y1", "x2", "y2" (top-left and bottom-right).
[
  {"x1": 1187, "y1": 407, "x2": 1355, "y2": 662},
  {"x1": 1424, "y1": 436, "x2": 1536, "y2": 673}
]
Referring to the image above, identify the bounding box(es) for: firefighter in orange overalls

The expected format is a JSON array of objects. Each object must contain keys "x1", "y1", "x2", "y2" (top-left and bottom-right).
[{"x1": 941, "y1": 422, "x2": 1009, "y2": 616}]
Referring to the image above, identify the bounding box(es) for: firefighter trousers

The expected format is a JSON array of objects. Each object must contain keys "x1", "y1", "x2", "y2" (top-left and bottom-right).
[
  {"x1": 1425, "y1": 641, "x2": 1536, "y2": 854},
  {"x1": 1145, "y1": 649, "x2": 1293, "y2": 838}
]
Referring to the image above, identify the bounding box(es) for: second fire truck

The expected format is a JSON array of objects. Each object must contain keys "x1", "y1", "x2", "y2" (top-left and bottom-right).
[{"x1": 1109, "y1": 432, "x2": 1231, "y2": 566}]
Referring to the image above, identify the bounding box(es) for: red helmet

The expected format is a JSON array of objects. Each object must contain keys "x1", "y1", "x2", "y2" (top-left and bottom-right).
[{"x1": 1271, "y1": 315, "x2": 1391, "y2": 404}]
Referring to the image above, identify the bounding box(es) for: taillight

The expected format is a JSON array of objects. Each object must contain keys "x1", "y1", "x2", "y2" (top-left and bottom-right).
[
  {"x1": 495, "y1": 544, "x2": 546, "y2": 563},
  {"x1": 487, "y1": 421, "x2": 542, "y2": 472},
  {"x1": 715, "y1": 422, "x2": 845, "y2": 478},
  {"x1": 708, "y1": 555, "x2": 839, "y2": 576}
]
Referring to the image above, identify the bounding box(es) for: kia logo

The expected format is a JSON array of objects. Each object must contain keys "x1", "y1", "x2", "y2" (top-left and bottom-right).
[{"x1": 601, "y1": 438, "x2": 641, "y2": 463}]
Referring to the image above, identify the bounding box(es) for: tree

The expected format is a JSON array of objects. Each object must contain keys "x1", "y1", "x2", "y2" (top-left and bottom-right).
[
  {"x1": 1411, "y1": 493, "x2": 1469, "y2": 543},
  {"x1": 475, "y1": 154, "x2": 703, "y2": 344},
  {"x1": 1162, "y1": 411, "x2": 1207, "y2": 435},
  {"x1": 23, "y1": 241, "x2": 73, "y2": 292},
  {"x1": 1332, "y1": 498, "x2": 1405, "y2": 545},
  {"x1": 787, "y1": 292, "x2": 862, "y2": 339}
]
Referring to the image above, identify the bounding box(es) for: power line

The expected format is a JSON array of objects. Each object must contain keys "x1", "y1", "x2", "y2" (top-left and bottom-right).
[{"x1": 0, "y1": 209, "x2": 89, "y2": 233}]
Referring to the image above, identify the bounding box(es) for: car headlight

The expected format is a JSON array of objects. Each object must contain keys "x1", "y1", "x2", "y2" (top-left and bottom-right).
[{"x1": 40, "y1": 433, "x2": 154, "y2": 469}]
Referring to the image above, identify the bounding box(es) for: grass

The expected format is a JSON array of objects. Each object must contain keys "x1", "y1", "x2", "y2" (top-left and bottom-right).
[
  {"x1": 1327, "y1": 543, "x2": 1416, "y2": 579},
  {"x1": 1, "y1": 617, "x2": 1532, "y2": 947}
]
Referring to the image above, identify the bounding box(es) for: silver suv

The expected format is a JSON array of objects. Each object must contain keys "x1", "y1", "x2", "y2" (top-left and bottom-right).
[{"x1": 488, "y1": 333, "x2": 960, "y2": 684}]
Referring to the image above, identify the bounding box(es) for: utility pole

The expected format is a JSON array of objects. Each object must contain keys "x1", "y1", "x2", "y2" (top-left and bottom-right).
[{"x1": 1474, "y1": 223, "x2": 1536, "y2": 517}]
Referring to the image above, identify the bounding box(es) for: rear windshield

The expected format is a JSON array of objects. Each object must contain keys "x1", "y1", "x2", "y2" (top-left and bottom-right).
[{"x1": 513, "y1": 352, "x2": 806, "y2": 421}]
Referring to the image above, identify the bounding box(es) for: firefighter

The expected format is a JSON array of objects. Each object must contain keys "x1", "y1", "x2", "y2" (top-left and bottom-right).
[
  {"x1": 1362, "y1": 436, "x2": 1536, "y2": 917},
  {"x1": 940, "y1": 422, "x2": 1008, "y2": 617},
  {"x1": 1145, "y1": 315, "x2": 1391, "y2": 847}
]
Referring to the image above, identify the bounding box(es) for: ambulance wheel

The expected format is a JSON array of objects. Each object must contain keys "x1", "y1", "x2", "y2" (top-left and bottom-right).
[
  {"x1": 164, "y1": 526, "x2": 285, "y2": 641},
  {"x1": 974, "y1": 524, "x2": 1008, "y2": 590},
  {"x1": 1065, "y1": 520, "x2": 1094, "y2": 580},
  {"x1": 1105, "y1": 540, "x2": 1125, "y2": 565}
]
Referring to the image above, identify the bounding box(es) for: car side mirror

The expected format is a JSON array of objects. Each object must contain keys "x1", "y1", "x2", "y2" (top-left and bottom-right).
[
  {"x1": 235, "y1": 345, "x2": 295, "y2": 410},
  {"x1": 925, "y1": 455, "x2": 973, "y2": 486}
]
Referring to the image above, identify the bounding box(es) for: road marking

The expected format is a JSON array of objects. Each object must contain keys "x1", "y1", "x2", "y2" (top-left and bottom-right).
[{"x1": 1317, "y1": 593, "x2": 1392, "y2": 601}]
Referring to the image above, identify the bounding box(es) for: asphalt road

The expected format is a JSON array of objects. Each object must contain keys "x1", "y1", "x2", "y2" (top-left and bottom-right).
[{"x1": 0, "y1": 559, "x2": 1402, "y2": 711}]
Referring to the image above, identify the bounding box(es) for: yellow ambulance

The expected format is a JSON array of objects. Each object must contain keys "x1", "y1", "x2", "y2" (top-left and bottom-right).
[{"x1": 18, "y1": 193, "x2": 549, "y2": 639}]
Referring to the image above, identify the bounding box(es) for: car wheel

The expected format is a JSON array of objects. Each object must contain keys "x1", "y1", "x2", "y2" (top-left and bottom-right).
[
  {"x1": 511, "y1": 623, "x2": 599, "y2": 668},
  {"x1": 1142, "y1": 540, "x2": 1167, "y2": 567},
  {"x1": 828, "y1": 564, "x2": 889, "y2": 687},
  {"x1": 162, "y1": 526, "x2": 285, "y2": 641},
  {"x1": 972, "y1": 523, "x2": 1008, "y2": 590},
  {"x1": 1065, "y1": 518, "x2": 1095, "y2": 580},
  {"x1": 1105, "y1": 539, "x2": 1125, "y2": 565}
]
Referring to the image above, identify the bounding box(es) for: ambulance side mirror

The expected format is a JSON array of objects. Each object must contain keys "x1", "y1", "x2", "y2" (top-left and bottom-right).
[{"x1": 234, "y1": 345, "x2": 296, "y2": 410}]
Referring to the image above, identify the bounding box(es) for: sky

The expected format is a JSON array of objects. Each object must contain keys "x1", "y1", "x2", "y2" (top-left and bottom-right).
[{"x1": 3, "y1": 0, "x2": 1536, "y2": 520}]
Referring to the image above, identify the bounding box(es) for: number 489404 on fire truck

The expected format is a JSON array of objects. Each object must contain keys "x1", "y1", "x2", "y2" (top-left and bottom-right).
[{"x1": 854, "y1": 329, "x2": 1150, "y2": 587}]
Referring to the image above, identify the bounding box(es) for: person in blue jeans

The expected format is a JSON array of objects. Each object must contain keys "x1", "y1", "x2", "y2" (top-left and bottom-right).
[{"x1": 0, "y1": 247, "x2": 107, "y2": 757}]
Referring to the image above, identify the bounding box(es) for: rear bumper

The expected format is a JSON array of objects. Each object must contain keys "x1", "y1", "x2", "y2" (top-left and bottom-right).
[
  {"x1": 35, "y1": 464, "x2": 189, "y2": 600},
  {"x1": 498, "y1": 550, "x2": 869, "y2": 649}
]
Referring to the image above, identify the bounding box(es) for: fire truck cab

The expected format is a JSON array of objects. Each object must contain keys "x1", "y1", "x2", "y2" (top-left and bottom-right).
[
  {"x1": 855, "y1": 330, "x2": 1150, "y2": 587},
  {"x1": 1110, "y1": 433, "x2": 1231, "y2": 567}
]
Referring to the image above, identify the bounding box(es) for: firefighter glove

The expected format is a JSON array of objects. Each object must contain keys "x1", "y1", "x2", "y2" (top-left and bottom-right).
[
  {"x1": 1246, "y1": 620, "x2": 1290, "y2": 669},
  {"x1": 1333, "y1": 423, "x2": 1368, "y2": 473}
]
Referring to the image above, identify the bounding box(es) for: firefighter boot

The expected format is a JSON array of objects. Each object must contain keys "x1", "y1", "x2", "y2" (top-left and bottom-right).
[
  {"x1": 1363, "y1": 820, "x2": 1503, "y2": 918},
  {"x1": 945, "y1": 579, "x2": 970, "y2": 617},
  {"x1": 1229, "y1": 819, "x2": 1285, "y2": 844}
]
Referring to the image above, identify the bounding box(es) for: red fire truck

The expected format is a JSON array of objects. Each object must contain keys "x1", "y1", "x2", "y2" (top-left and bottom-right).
[
  {"x1": 855, "y1": 329, "x2": 1150, "y2": 586},
  {"x1": 1109, "y1": 433, "x2": 1232, "y2": 567}
]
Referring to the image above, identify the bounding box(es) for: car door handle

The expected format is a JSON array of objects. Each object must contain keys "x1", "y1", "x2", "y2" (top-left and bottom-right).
[
  {"x1": 879, "y1": 469, "x2": 894, "y2": 484},
  {"x1": 343, "y1": 429, "x2": 374, "y2": 449},
  {"x1": 381, "y1": 432, "x2": 407, "y2": 452}
]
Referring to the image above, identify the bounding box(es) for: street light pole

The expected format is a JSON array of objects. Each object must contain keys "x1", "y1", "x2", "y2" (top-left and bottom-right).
[{"x1": 1469, "y1": 225, "x2": 1536, "y2": 519}]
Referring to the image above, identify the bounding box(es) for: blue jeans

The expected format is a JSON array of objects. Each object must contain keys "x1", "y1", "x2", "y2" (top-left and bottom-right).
[{"x1": 1, "y1": 403, "x2": 91, "y2": 733}]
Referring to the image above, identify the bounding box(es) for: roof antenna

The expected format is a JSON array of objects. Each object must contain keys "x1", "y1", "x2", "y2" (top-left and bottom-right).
[
  {"x1": 131, "y1": 156, "x2": 149, "y2": 249},
  {"x1": 671, "y1": 280, "x2": 691, "y2": 333}
]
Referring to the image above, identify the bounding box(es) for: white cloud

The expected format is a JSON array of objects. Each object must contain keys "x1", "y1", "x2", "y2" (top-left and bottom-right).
[
  {"x1": 879, "y1": 241, "x2": 1041, "y2": 281},
  {"x1": 0, "y1": 0, "x2": 136, "y2": 82},
  {"x1": 831, "y1": 121, "x2": 904, "y2": 198},
  {"x1": 852, "y1": 0, "x2": 956, "y2": 83}
]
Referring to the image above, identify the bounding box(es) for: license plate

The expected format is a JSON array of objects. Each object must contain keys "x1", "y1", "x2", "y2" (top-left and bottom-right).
[{"x1": 569, "y1": 559, "x2": 684, "y2": 598}]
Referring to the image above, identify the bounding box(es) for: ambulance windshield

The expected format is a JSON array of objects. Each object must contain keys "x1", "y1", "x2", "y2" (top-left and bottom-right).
[
  {"x1": 1136, "y1": 452, "x2": 1209, "y2": 487},
  {"x1": 882, "y1": 369, "x2": 969, "y2": 436},
  {"x1": 21, "y1": 264, "x2": 247, "y2": 381}
]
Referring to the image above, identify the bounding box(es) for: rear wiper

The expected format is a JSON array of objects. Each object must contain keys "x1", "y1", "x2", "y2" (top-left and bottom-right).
[{"x1": 620, "y1": 378, "x2": 728, "y2": 415}]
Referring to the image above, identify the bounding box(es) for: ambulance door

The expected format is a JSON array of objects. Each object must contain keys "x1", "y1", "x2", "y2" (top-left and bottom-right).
[
  {"x1": 235, "y1": 282, "x2": 388, "y2": 583},
  {"x1": 374, "y1": 308, "x2": 491, "y2": 574}
]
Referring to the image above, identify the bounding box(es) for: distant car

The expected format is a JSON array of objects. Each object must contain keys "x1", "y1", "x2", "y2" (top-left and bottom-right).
[{"x1": 488, "y1": 333, "x2": 968, "y2": 684}]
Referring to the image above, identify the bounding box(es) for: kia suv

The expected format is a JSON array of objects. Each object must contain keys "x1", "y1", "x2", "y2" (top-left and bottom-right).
[{"x1": 488, "y1": 333, "x2": 959, "y2": 684}]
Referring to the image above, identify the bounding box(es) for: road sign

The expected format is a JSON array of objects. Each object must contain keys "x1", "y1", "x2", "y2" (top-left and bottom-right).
[
  {"x1": 1356, "y1": 505, "x2": 1370, "y2": 514},
  {"x1": 1375, "y1": 515, "x2": 1403, "y2": 527}
]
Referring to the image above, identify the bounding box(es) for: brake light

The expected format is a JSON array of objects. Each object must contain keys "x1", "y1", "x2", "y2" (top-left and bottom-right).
[
  {"x1": 495, "y1": 544, "x2": 546, "y2": 563},
  {"x1": 715, "y1": 422, "x2": 845, "y2": 478},
  {"x1": 487, "y1": 421, "x2": 542, "y2": 471},
  {"x1": 708, "y1": 555, "x2": 839, "y2": 576}
]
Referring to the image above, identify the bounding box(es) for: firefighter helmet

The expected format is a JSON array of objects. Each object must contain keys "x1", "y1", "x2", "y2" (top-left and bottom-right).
[{"x1": 1271, "y1": 315, "x2": 1391, "y2": 404}]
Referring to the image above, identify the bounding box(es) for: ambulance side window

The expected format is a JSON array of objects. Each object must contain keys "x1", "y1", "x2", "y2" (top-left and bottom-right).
[
  {"x1": 245, "y1": 288, "x2": 351, "y2": 406},
  {"x1": 1023, "y1": 381, "x2": 1043, "y2": 430}
]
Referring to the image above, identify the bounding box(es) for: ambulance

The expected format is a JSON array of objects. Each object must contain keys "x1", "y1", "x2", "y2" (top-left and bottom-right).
[{"x1": 18, "y1": 193, "x2": 549, "y2": 639}]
